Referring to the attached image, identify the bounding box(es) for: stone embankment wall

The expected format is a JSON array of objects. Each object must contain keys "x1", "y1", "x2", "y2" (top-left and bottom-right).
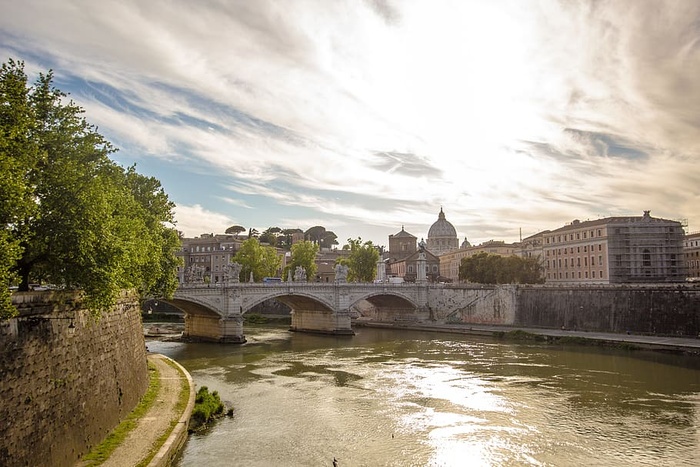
[
  {"x1": 0, "y1": 291, "x2": 148, "y2": 467},
  {"x1": 429, "y1": 285, "x2": 518, "y2": 325},
  {"x1": 516, "y1": 285, "x2": 700, "y2": 336},
  {"x1": 427, "y1": 284, "x2": 700, "y2": 336}
]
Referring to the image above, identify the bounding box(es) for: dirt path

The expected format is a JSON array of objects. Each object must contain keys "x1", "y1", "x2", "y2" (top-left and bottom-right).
[{"x1": 100, "y1": 354, "x2": 184, "y2": 467}]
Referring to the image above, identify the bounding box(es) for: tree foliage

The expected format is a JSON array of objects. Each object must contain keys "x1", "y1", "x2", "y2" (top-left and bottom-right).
[
  {"x1": 259, "y1": 226, "x2": 282, "y2": 246},
  {"x1": 232, "y1": 238, "x2": 281, "y2": 282},
  {"x1": 225, "y1": 225, "x2": 245, "y2": 236},
  {"x1": 284, "y1": 240, "x2": 319, "y2": 281},
  {"x1": 338, "y1": 237, "x2": 379, "y2": 283},
  {"x1": 304, "y1": 225, "x2": 338, "y2": 249},
  {"x1": 459, "y1": 253, "x2": 544, "y2": 284},
  {"x1": 0, "y1": 60, "x2": 180, "y2": 317}
]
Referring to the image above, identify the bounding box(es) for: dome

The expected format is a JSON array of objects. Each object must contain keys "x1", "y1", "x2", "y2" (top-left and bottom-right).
[{"x1": 428, "y1": 208, "x2": 457, "y2": 238}]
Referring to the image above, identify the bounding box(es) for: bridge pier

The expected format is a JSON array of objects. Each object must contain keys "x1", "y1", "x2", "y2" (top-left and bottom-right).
[
  {"x1": 289, "y1": 309, "x2": 355, "y2": 336},
  {"x1": 183, "y1": 313, "x2": 246, "y2": 344}
]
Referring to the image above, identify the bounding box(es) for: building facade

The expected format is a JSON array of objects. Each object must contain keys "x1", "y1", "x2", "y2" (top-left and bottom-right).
[
  {"x1": 439, "y1": 240, "x2": 521, "y2": 283},
  {"x1": 543, "y1": 211, "x2": 685, "y2": 284},
  {"x1": 684, "y1": 231, "x2": 700, "y2": 280}
]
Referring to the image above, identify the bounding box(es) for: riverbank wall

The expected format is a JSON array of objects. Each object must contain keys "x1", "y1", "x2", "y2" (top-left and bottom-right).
[
  {"x1": 0, "y1": 291, "x2": 148, "y2": 467},
  {"x1": 427, "y1": 284, "x2": 700, "y2": 337}
]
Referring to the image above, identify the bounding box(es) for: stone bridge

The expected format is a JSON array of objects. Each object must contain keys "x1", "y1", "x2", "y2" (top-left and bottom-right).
[
  {"x1": 168, "y1": 282, "x2": 431, "y2": 343},
  {"x1": 167, "y1": 281, "x2": 518, "y2": 343}
]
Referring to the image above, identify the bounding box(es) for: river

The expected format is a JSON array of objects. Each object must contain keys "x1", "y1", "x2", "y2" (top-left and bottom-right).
[{"x1": 146, "y1": 325, "x2": 700, "y2": 466}]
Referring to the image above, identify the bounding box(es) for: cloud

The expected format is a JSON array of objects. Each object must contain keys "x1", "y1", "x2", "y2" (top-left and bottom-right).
[
  {"x1": 173, "y1": 204, "x2": 235, "y2": 238},
  {"x1": 2, "y1": 0, "x2": 700, "y2": 244}
]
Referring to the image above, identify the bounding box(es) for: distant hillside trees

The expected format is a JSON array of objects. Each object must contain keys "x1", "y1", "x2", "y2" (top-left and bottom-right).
[
  {"x1": 459, "y1": 253, "x2": 544, "y2": 284},
  {"x1": 0, "y1": 59, "x2": 181, "y2": 318}
]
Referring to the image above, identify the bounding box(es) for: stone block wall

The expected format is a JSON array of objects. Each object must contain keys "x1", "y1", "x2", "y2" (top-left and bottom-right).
[
  {"x1": 515, "y1": 285, "x2": 700, "y2": 335},
  {"x1": 429, "y1": 285, "x2": 518, "y2": 325},
  {"x1": 0, "y1": 291, "x2": 148, "y2": 467}
]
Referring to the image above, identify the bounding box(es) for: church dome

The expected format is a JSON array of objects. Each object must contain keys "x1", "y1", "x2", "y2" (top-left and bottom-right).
[
  {"x1": 428, "y1": 208, "x2": 457, "y2": 238},
  {"x1": 427, "y1": 208, "x2": 459, "y2": 256}
]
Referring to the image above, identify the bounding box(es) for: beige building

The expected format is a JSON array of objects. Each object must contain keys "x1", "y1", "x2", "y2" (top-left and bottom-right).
[
  {"x1": 439, "y1": 240, "x2": 521, "y2": 283},
  {"x1": 177, "y1": 233, "x2": 288, "y2": 284},
  {"x1": 543, "y1": 211, "x2": 685, "y2": 284},
  {"x1": 684, "y1": 231, "x2": 700, "y2": 280},
  {"x1": 385, "y1": 227, "x2": 441, "y2": 282}
]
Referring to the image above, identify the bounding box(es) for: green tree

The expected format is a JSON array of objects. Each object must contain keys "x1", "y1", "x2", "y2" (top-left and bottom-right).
[
  {"x1": 0, "y1": 60, "x2": 181, "y2": 317},
  {"x1": 232, "y1": 238, "x2": 281, "y2": 282},
  {"x1": 225, "y1": 225, "x2": 245, "y2": 236},
  {"x1": 279, "y1": 228, "x2": 303, "y2": 250},
  {"x1": 338, "y1": 237, "x2": 379, "y2": 283},
  {"x1": 284, "y1": 240, "x2": 319, "y2": 281},
  {"x1": 259, "y1": 226, "x2": 282, "y2": 246},
  {"x1": 459, "y1": 253, "x2": 543, "y2": 284}
]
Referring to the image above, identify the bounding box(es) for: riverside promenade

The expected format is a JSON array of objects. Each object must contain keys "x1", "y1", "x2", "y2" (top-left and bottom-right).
[
  {"x1": 84, "y1": 353, "x2": 195, "y2": 467},
  {"x1": 358, "y1": 321, "x2": 700, "y2": 353}
]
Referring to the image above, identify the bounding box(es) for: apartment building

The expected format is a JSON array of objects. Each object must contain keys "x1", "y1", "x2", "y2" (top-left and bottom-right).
[
  {"x1": 176, "y1": 233, "x2": 243, "y2": 284},
  {"x1": 543, "y1": 211, "x2": 685, "y2": 284},
  {"x1": 684, "y1": 231, "x2": 700, "y2": 280}
]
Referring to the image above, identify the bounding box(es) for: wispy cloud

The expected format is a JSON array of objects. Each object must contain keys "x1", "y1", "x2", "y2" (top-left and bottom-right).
[{"x1": 2, "y1": 0, "x2": 699, "y2": 242}]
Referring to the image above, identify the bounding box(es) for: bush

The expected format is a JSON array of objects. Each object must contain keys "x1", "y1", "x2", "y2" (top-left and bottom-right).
[{"x1": 190, "y1": 386, "x2": 226, "y2": 432}]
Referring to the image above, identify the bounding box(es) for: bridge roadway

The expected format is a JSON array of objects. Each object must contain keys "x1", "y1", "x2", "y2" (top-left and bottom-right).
[{"x1": 169, "y1": 281, "x2": 433, "y2": 343}]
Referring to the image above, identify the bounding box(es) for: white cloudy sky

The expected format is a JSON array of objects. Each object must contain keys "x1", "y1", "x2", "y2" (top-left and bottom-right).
[{"x1": 2, "y1": 0, "x2": 699, "y2": 246}]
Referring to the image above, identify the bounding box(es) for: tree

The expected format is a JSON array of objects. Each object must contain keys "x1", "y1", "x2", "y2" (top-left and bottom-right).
[
  {"x1": 319, "y1": 230, "x2": 338, "y2": 249},
  {"x1": 232, "y1": 238, "x2": 281, "y2": 282},
  {"x1": 0, "y1": 60, "x2": 181, "y2": 317},
  {"x1": 284, "y1": 241, "x2": 319, "y2": 281},
  {"x1": 279, "y1": 228, "x2": 303, "y2": 250},
  {"x1": 225, "y1": 225, "x2": 246, "y2": 236},
  {"x1": 459, "y1": 253, "x2": 544, "y2": 284},
  {"x1": 338, "y1": 238, "x2": 379, "y2": 283},
  {"x1": 259, "y1": 226, "x2": 282, "y2": 246},
  {"x1": 304, "y1": 226, "x2": 326, "y2": 244},
  {"x1": 248, "y1": 227, "x2": 259, "y2": 239}
]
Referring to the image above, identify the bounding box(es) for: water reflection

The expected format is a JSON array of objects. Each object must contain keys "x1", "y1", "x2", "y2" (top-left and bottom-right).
[{"x1": 148, "y1": 325, "x2": 700, "y2": 467}]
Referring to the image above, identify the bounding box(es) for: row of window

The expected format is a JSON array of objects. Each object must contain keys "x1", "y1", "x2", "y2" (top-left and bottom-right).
[
  {"x1": 547, "y1": 270, "x2": 605, "y2": 280},
  {"x1": 547, "y1": 255, "x2": 604, "y2": 269},
  {"x1": 546, "y1": 244, "x2": 603, "y2": 256},
  {"x1": 546, "y1": 229, "x2": 603, "y2": 244}
]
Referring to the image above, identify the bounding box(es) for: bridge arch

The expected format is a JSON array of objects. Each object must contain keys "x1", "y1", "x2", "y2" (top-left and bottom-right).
[
  {"x1": 347, "y1": 289, "x2": 427, "y2": 322},
  {"x1": 242, "y1": 291, "x2": 334, "y2": 314}
]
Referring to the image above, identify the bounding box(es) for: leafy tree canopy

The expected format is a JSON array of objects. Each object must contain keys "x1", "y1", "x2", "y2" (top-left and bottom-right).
[
  {"x1": 458, "y1": 253, "x2": 544, "y2": 284},
  {"x1": 225, "y1": 225, "x2": 246, "y2": 235},
  {"x1": 284, "y1": 240, "x2": 319, "y2": 281},
  {"x1": 337, "y1": 237, "x2": 379, "y2": 283},
  {"x1": 259, "y1": 226, "x2": 282, "y2": 247},
  {"x1": 0, "y1": 59, "x2": 181, "y2": 318},
  {"x1": 232, "y1": 238, "x2": 281, "y2": 282}
]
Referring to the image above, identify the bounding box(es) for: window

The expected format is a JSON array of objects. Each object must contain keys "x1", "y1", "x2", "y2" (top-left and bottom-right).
[
  {"x1": 584, "y1": 257, "x2": 588, "y2": 266},
  {"x1": 576, "y1": 233, "x2": 580, "y2": 239},
  {"x1": 591, "y1": 256, "x2": 595, "y2": 266},
  {"x1": 598, "y1": 244, "x2": 602, "y2": 251},
  {"x1": 585, "y1": 271, "x2": 588, "y2": 278},
  {"x1": 599, "y1": 255, "x2": 602, "y2": 265},
  {"x1": 592, "y1": 270, "x2": 596, "y2": 278},
  {"x1": 597, "y1": 229, "x2": 601, "y2": 236},
  {"x1": 643, "y1": 249, "x2": 651, "y2": 267},
  {"x1": 408, "y1": 265, "x2": 414, "y2": 273}
]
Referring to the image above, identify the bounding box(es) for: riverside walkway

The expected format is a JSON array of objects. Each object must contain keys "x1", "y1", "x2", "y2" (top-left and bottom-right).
[{"x1": 83, "y1": 353, "x2": 195, "y2": 467}]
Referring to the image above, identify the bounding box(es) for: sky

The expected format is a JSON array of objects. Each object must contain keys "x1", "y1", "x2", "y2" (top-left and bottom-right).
[{"x1": 2, "y1": 0, "x2": 699, "y2": 248}]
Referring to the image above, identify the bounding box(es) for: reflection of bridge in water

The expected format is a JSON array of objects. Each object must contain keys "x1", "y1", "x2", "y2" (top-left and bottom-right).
[{"x1": 168, "y1": 282, "x2": 432, "y2": 343}]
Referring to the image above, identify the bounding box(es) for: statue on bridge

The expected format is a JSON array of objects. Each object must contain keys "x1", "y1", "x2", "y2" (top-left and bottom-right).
[
  {"x1": 223, "y1": 262, "x2": 242, "y2": 284},
  {"x1": 335, "y1": 264, "x2": 348, "y2": 283},
  {"x1": 294, "y1": 266, "x2": 307, "y2": 282},
  {"x1": 184, "y1": 264, "x2": 206, "y2": 284}
]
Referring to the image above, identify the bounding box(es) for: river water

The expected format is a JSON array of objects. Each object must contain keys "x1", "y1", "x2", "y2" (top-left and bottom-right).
[{"x1": 147, "y1": 326, "x2": 700, "y2": 466}]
